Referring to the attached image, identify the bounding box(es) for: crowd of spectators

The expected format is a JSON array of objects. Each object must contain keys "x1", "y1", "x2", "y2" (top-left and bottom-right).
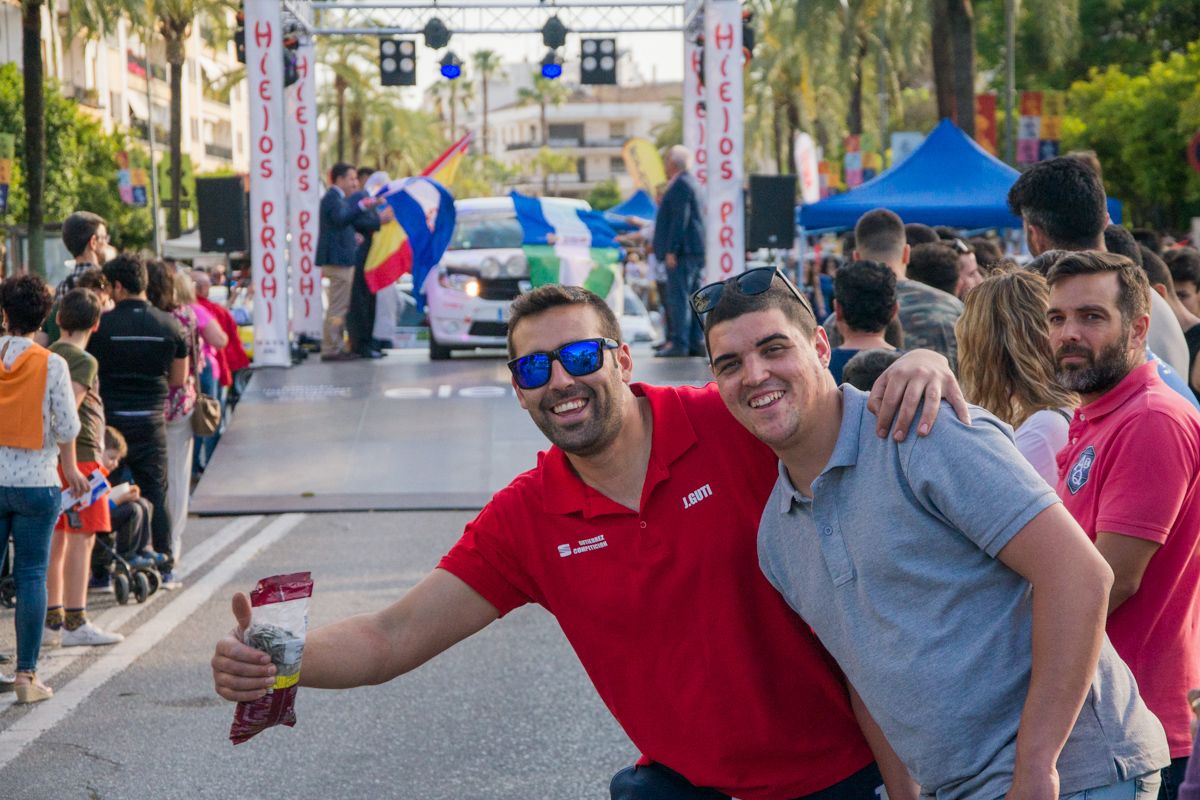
[{"x1": 0, "y1": 212, "x2": 249, "y2": 702}]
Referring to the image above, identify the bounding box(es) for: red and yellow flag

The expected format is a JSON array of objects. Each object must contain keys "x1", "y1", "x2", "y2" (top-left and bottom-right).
[{"x1": 364, "y1": 132, "x2": 472, "y2": 293}]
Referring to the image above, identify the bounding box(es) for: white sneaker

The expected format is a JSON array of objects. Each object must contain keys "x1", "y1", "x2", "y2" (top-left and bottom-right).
[{"x1": 61, "y1": 622, "x2": 124, "y2": 647}]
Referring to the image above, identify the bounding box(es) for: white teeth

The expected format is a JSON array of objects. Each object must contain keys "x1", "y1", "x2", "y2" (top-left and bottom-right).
[
  {"x1": 552, "y1": 399, "x2": 587, "y2": 414},
  {"x1": 749, "y1": 391, "x2": 783, "y2": 409}
]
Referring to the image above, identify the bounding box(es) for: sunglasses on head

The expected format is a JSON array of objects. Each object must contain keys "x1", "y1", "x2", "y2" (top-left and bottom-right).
[
  {"x1": 690, "y1": 267, "x2": 815, "y2": 318},
  {"x1": 507, "y1": 337, "x2": 620, "y2": 390}
]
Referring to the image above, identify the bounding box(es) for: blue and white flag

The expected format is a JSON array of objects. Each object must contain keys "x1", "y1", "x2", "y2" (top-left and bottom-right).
[
  {"x1": 510, "y1": 191, "x2": 622, "y2": 302},
  {"x1": 377, "y1": 176, "x2": 456, "y2": 307}
]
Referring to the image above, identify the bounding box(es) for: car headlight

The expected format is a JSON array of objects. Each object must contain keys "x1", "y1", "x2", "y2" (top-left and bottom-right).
[
  {"x1": 478, "y1": 257, "x2": 502, "y2": 279},
  {"x1": 438, "y1": 269, "x2": 481, "y2": 297},
  {"x1": 502, "y1": 254, "x2": 528, "y2": 277}
]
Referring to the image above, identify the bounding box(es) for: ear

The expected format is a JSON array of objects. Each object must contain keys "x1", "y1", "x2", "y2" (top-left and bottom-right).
[
  {"x1": 615, "y1": 342, "x2": 634, "y2": 384},
  {"x1": 832, "y1": 299, "x2": 843, "y2": 320},
  {"x1": 1026, "y1": 224, "x2": 1049, "y2": 256},
  {"x1": 900, "y1": 243, "x2": 910, "y2": 265},
  {"x1": 813, "y1": 325, "x2": 832, "y2": 369},
  {"x1": 890, "y1": 302, "x2": 899, "y2": 321},
  {"x1": 1152, "y1": 283, "x2": 1169, "y2": 300},
  {"x1": 1129, "y1": 312, "x2": 1151, "y2": 352},
  {"x1": 851, "y1": 249, "x2": 861, "y2": 261}
]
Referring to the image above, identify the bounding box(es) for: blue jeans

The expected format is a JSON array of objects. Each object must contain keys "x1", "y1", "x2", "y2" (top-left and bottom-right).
[
  {"x1": 1062, "y1": 771, "x2": 1162, "y2": 800},
  {"x1": 664, "y1": 254, "x2": 705, "y2": 352},
  {"x1": 0, "y1": 485, "x2": 60, "y2": 672}
]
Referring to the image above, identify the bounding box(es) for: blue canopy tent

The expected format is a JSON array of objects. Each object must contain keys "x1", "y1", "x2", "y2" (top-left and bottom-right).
[
  {"x1": 604, "y1": 189, "x2": 657, "y2": 233},
  {"x1": 797, "y1": 119, "x2": 1121, "y2": 231}
]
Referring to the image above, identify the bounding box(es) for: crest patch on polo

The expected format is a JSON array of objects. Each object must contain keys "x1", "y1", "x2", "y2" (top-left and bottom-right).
[{"x1": 1067, "y1": 446, "x2": 1097, "y2": 495}]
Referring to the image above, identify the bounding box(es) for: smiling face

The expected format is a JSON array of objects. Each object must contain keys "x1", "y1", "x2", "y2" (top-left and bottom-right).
[
  {"x1": 510, "y1": 304, "x2": 633, "y2": 456},
  {"x1": 708, "y1": 307, "x2": 836, "y2": 452},
  {"x1": 1047, "y1": 272, "x2": 1147, "y2": 400}
]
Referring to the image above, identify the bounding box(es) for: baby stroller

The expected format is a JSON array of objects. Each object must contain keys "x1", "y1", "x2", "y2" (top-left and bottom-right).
[{"x1": 92, "y1": 533, "x2": 161, "y2": 605}]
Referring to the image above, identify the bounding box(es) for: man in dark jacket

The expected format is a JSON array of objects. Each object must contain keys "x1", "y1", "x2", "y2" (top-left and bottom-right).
[
  {"x1": 316, "y1": 163, "x2": 367, "y2": 361},
  {"x1": 652, "y1": 145, "x2": 706, "y2": 357}
]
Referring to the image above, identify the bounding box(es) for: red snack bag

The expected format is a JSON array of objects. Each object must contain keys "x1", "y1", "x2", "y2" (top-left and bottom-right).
[{"x1": 229, "y1": 572, "x2": 313, "y2": 745}]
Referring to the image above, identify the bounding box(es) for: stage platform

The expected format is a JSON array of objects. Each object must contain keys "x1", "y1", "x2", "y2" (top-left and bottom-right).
[{"x1": 190, "y1": 346, "x2": 714, "y2": 515}]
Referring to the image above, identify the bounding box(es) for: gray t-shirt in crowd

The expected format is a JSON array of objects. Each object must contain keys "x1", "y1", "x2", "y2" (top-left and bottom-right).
[{"x1": 757, "y1": 386, "x2": 1169, "y2": 800}]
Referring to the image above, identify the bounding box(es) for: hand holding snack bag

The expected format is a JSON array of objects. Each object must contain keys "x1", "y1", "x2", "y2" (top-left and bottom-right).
[{"x1": 229, "y1": 572, "x2": 313, "y2": 745}]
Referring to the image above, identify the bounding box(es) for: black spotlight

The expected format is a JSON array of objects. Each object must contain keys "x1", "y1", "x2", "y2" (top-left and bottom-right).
[
  {"x1": 540, "y1": 49, "x2": 563, "y2": 80},
  {"x1": 580, "y1": 38, "x2": 617, "y2": 85},
  {"x1": 380, "y1": 38, "x2": 416, "y2": 86},
  {"x1": 440, "y1": 51, "x2": 463, "y2": 80},
  {"x1": 423, "y1": 17, "x2": 451, "y2": 50},
  {"x1": 541, "y1": 15, "x2": 568, "y2": 49}
]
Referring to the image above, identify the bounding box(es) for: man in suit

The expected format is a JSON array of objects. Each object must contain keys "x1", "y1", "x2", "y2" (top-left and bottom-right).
[
  {"x1": 316, "y1": 163, "x2": 367, "y2": 361},
  {"x1": 653, "y1": 145, "x2": 706, "y2": 357}
]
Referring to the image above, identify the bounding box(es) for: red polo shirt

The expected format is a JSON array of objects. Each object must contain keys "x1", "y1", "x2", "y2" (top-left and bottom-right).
[
  {"x1": 439, "y1": 382, "x2": 872, "y2": 799},
  {"x1": 1056, "y1": 361, "x2": 1200, "y2": 757}
]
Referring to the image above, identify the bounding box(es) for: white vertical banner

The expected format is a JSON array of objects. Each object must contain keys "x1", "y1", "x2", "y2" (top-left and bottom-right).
[
  {"x1": 703, "y1": 0, "x2": 744, "y2": 283},
  {"x1": 285, "y1": 38, "x2": 322, "y2": 338},
  {"x1": 245, "y1": 0, "x2": 290, "y2": 366},
  {"x1": 683, "y1": 0, "x2": 706, "y2": 189}
]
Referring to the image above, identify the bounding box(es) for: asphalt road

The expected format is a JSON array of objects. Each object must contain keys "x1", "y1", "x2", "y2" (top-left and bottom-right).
[{"x1": 0, "y1": 510, "x2": 634, "y2": 799}]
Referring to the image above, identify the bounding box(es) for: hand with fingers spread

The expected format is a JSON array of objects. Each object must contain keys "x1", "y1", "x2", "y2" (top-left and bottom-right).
[
  {"x1": 867, "y1": 349, "x2": 970, "y2": 441},
  {"x1": 212, "y1": 592, "x2": 276, "y2": 702}
]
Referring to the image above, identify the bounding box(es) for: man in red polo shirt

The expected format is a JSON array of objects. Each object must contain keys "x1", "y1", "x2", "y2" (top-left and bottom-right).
[
  {"x1": 1049, "y1": 251, "x2": 1200, "y2": 800},
  {"x1": 212, "y1": 285, "x2": 963, "y2": 799}
]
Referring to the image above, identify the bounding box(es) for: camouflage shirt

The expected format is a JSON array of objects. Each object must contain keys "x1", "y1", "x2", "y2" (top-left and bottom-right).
[{"x1": 824, "y1": 279, "x2": 963, "y2": 371}]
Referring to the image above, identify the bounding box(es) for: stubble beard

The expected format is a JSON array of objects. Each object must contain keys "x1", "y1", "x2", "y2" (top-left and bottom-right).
[{"x1": 1055, "y1": 335, "x2": 1136, "y2": 396}]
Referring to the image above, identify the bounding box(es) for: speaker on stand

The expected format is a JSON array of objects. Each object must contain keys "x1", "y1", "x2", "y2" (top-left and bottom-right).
[
  {"x1": 747, "y1": 175, "x2": 798, "y2": 269},
  {"x1": 195, "y1": 176, "x2": 249, "y2": 253}
]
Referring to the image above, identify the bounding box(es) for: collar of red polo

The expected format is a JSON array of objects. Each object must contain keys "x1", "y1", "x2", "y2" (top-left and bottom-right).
[{"x1": 1075, "y1": 359, "x2": 1159, "y2": 424}]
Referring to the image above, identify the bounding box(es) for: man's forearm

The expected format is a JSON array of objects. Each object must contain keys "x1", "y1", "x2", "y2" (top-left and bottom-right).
[
  {"x1": 298, "y1": 612, "x2": 403, "y2": 689},
  {"x1": 1013, "y1": 570, "x2": 1109, "y2": 777}
]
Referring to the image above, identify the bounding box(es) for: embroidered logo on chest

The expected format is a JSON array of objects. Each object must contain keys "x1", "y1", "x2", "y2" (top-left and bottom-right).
[
  {"x1": 1067, "y1": 445, "x2": 1096, "y2": 495},
  {"x1": 682, "y1": 483, "x2": 713, "y2": 510},
  {"x1": 557, "y1": 534, "x2": 608, "y2": 558}
]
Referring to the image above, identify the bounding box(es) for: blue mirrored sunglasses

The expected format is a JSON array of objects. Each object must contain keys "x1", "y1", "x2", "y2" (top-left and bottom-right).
[{"x1": 507, "y1": 338, "x2": 620, "y2": 390}]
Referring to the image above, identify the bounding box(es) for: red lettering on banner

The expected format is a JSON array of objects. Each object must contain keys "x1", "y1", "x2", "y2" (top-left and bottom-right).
[
  {"x1": 720, "y1": 252, "x2": 734, "y2": 274},
  {"x1": 296, "y1": 105, "x2": 308, "y2": 125},
  {"x1": 261, "y1": 201, "x2": 274, "y2": 224},
  {"x1": 259, "y1": 135, "x2": 274, "y2": 155},
  {"x1": 298, "y1": 153, "x2": 310, "y2": 171},
  {"x1": 720, "y1": 80, "x2": 731, "y2": 104},
  {"x1": 260, "y1": 105, "x2": 270, "y2": 132},
  {"x1": 260, "y1": 159, "x2": 273, "y2": 179},
  {"x1": 696, "y1": 147, "x2": 707, "y2": 164},
  {"x1": 299, "y1": 230, "x2": 314, "y2": 251},
  {"x1": 300, "y1": 275, "x2": 315, "y2": 295},
  {"x1": 262, "y1": 226, "x2": 276, "y2": 250},
  {"x1": 299, "y1": 211, "x2": 312, "y2": 230},
  {"x1": 259, "y1": 72, "x2": 272, "y2": 101},
  {"x1": 720, "y1": 162, "x2": 734, "y2": 180},
  {"x1": 254, "y1": 21, "x2": 272, "y2": 48},
  {"x1": 300, "y1": 254, "x2": 313, "y2": 275},
  {"x1": 722, "y1": 106, "x2": 730, "y2": 132},
  {"x1": 720, "y1": 137, "x2": 734, "y2": 156},
  {"x1": 263, "y1": 252, "x2": 276, "y2": 276},
  {"x1": 261, "y1": 273, "x2": 277, "y2": 299},
  {"x1": 714, "y1": 22, "x2": 734, "y2": 50},
  {"x1": 720, "y1": 201, "x2": 733, "y2": 223},
  {"x1": 720, "y1": 227, "x2": 733, "y2": 247},
  {"x1": 720, "y1": 54, "x2": 729, "y2": 79},
  {"x1": 303, "y1": 298, "x2": 311, "y2": 317},
  {"x1": 691, "y1": 49, "x2": 702, "y2": 72},
  {"x1": 299, "y1": 173, "x2": 309, "y2": 192},
  {"x1": 297, "y1": 54, "x2": 309, "y2": 79}
]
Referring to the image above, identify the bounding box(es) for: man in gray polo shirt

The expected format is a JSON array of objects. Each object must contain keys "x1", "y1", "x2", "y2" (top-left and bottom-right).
[{"x1": 696, "y1": 269, "x2": 1168, "y2": 800}]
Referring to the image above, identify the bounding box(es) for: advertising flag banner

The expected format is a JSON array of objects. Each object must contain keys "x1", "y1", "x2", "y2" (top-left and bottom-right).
[
  {"x1": 975, "y1": 94, "x2": 998, "y2": 155},
  {"x1": 245, "y1": 0, "x2": 290, "y2": 366},
  {"x1": 684, "y1": 0, "x2": 706, "y2": 188},
  {"x1": 1040, "y1": 91, "x2": 1065, "y2": 142},
  {"x1": 622, "y1": 138, "x2": 667, "y2": 195},
  {"x1": 511, "y1": 191, "x2": 623, "y2": 307},
  {"x1": 794, "y1": 132, "x2": 820, "y2": 205},
  {"x1": 703, "y1": 0, "x2": 744, "y2": 282},
  {"x1": 285, "y1": 38, "x2": 322, "y2": 338},
  {"x1": 0, "y1": 133, "x2": 13, "y2": 214}
]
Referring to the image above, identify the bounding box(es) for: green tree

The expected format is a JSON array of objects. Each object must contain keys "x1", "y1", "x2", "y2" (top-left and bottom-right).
[
  {"x1": 452, "y1": 155, "x2": 518, "y2": 198},
  {"x1": 1062, "y1": 42, "x2": 1200, "y2": 230},
  {"x1": 471, "y1": 50, "x2": 505, "y2": 157},
  {"x1": 517, "y1": 75, "x2": 569, "y2": 147},
  {"x1": 531, "y1": 147, "x2": 575, "y2": 194},
  {"x1": 317, "y1": 35, "x2": 378, "y2": 164},
  {"x1": 587, "y1": 179, "x2": 622, "y2": 211}
]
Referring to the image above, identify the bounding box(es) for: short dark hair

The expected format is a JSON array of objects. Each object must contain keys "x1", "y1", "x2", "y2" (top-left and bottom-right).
[
  {"x1": 145, "y1": 259, "x2": 177, "y2": 311},
  {"x1": 907, "y1": 243, "x2": 960, "y2": 295},
  {"x1": 1139, "y1": 246, "x2": 1173, "y2": 292},
  {"x1": 507, "y1": 285, "x2": 622, "y2": 358},
  {"x1": 1025, "y1": 249, "x2": 1070, "y2": 277},
  {"x1": 76, "y1": 268, "x2": 109, "y2": 294},
  {"x1": 103, "y1": 425, "x2": 128, "y2": 459},
  {"x1": 853, "y1": 209, "x2": 906, "y2": 260},
  {"x1": 1045, "y1": 251, "x2": 1151, "y2": 325},
  {"x1": 57, "y1": 287, "x2": 103, "y2": 332},
  {"x1": 904, "y1": 223, "x2": 939, "y2": 246},
  {"x1": 0, "y1": 273, "x2": 53, "y2": 335},
  {"x1": 969, "y1": 236, "x2": 1003, "y2": 268},
  {"x1": 61, "y1": 211, "x2": 106, "y2": 258},
  {"x1": 1132, "y1": 228, "x2": 1162, "y2": 254},
  {"x1": 834, "y1": 260, "x2": 896, "y2": 334},
  {"x1": 1007, "y1": 157, "x2": 1107, "y2": 250},
  {"x1": 330, "y1": 163, "x2": 356, "y2": 183},
  {"x1": 702, "y1": 275, "x2": 817, "y2": 345},
  {"x1": 1164, "y1": 248, "x2": 1200, "y2": 289},
  {"x1": 842, "y1": 349, "x2": 902, "y2": 392},
  {"x1": 1103, "y1": 225, "x2": 1142, "y2": 267},
  {"x1": 103, "y1": 253, "x2": 147, "y2": 295},
  {"x1": 934, "y1": 226, "x2": 960, "y2": 241}
]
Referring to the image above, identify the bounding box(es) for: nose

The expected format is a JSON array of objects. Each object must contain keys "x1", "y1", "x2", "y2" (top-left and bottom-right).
[
  {"x1": 741, "y1": 353, "x2": 770, "y2": 387},
  {"x1": 545, "y1": 358, "x2": 576, "y2": 391}
]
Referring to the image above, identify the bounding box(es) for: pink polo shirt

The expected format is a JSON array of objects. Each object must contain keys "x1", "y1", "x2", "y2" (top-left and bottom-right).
[{"x1": 1057, "y1": 361, "x2": 1200, "y2": 757}]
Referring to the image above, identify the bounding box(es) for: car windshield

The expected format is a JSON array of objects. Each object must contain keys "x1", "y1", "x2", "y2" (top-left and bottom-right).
[{"x1": 448, "y1": 213, "x2": 524, "y2": 250}]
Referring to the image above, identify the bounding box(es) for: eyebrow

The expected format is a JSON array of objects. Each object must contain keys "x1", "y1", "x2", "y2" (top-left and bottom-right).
[
  {"x1": 1047, "y1": 304, "x2": 1112, "y2": 315},
  {"x1": 711, "y1": 332, "x2": 791, "y2": 369}
]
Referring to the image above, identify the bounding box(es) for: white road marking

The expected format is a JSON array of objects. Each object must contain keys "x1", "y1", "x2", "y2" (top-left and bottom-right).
[{"x1": 0, "y1": 513, "x2": 305, "y2": 768}]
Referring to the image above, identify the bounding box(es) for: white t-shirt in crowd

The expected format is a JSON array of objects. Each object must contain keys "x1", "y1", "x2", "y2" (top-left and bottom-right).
[
  {"x1": 1014, "y1": 407, "x2": 1072, "y2": 486},
  {"x1": 1149, "y1": 290, "x2": 1190, "y2": 376}
]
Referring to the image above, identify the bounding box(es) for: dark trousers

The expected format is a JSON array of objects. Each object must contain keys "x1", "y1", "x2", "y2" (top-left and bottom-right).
[
  {"x1": 346, "y1": 258, "x2": 376, "y2": 355},
  {"x1": 664, "y1": 255, "x2": 704, "y2": 352},
  {"x1": 610, "y1": 761, "x2": 883, "y2": 800},
  {"x1": 108, "y1": 413, "x2": 172, "y2": 563},
  {"x1": 1161, "y1": 756, "x2": 1189, "y2": 800}
]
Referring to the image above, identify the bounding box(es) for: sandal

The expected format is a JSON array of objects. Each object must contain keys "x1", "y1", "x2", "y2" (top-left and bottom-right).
[{"x1": 13, "y1": 671, "x2": 52, "y2": 704}]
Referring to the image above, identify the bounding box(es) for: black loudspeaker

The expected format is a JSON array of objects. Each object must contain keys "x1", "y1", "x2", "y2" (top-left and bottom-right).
[
  {"x1": 196, "y1": 176, "x2": 248, "y2": 253},
  {"x1": 747, "y1": 174, "x2": 797, "y2": 250}
]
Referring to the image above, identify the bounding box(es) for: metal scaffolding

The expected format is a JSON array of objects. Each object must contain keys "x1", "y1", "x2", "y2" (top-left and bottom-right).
[{"x1": 285, "y1": 1, "x2": 685, "y2": 37}]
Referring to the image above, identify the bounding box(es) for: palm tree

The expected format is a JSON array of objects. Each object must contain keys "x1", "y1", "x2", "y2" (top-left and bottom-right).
[
  {"x1": 517, "y1": 75, "x2": 569, "y2": 147},
  {"x1": 930, "y1": 0, "x2": 975, "y2": 135},
  {"x1": 471, "y1": 50, "x2": 505, "y2": 157},
  {"x1": 422, "y1": 75, "x2": 474, "y2": 141},
  {"x1": 317, "y1": 36, "x2": 378, "y2": 164},
  {"x1": 21, "y1": 0, "x2": 45, "y2": 274}
]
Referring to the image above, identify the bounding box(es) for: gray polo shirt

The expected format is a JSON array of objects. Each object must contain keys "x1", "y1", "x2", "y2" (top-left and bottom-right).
[{"x1": 758, "y1": 386, "x2": 1168, "y2": 800}]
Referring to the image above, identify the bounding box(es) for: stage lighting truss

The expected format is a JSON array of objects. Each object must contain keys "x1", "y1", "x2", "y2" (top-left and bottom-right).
[{"x1": 291, "y1": 1, "x2": 685, "y2": 37}]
